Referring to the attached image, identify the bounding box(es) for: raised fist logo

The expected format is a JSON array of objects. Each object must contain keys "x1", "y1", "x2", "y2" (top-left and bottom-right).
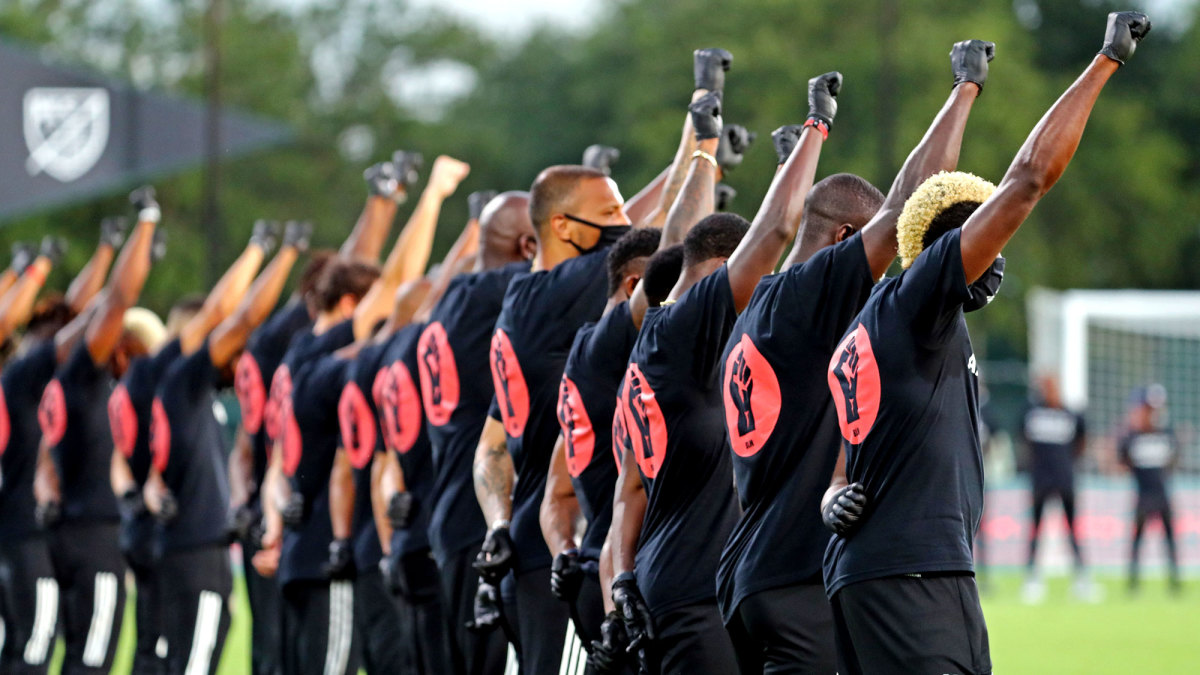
[
  {"x1": 832, "y1": 336, "x2": 861, "y2": 424},
  {"x1": 235, "y1": 352, "x2": 266, "y2": 434},
  {"x1": 556, "y1": 376, "x2": 594, "y2": 477},
  {"x1": 108, "y1": 385, "x2": 138, "y2": 459},
  {"x1": 621, "y1": 364, "x2": 668, "y2": 478},
  {"x1": 338, "y1": 381, "x2": 377, "y2": 470},
  {"x1": 729, "y1": 351, "x2": 755, "y2": 436},
  {"x1": 37, "y1": 379, "x2": 67, "y2": 449},
  {"x1": 828, "y1": 324, "x2": 880, "y2": 444},
  {"x1": 488, "y1": 329, "x2": 529, "y2": 437},
  {"x1": 722, "y1": 335, "x2": 781, "y2": 458}
]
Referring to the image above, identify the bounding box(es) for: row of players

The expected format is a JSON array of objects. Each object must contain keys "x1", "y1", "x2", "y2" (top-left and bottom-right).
[{"x1": 0, "y1": 10, "x2": 1153, "y2": 675}]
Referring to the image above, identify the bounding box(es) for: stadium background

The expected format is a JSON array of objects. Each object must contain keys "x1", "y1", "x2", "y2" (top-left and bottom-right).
[{"x1": 2, "y1": 0, "x2": 1197, "y2": 671}]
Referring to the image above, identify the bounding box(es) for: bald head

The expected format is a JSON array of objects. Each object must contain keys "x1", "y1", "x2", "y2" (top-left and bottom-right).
[
  {"x1": 798, "y1": 173, "x2": 884, "y2": 250},
  {"x1": 478, "y1": 191, "x2": 536, "y2": 271}
]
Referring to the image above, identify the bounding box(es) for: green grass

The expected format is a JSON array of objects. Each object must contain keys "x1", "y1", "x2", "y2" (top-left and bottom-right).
[{"x1": 58, "y1": 572, "x2": 1197, "y2": 673}]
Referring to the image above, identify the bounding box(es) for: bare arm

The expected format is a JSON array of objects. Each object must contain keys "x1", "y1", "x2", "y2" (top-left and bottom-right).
[
  {"x1": 208, "y1": 246, "x2": 301, "y2": 369},
  {"x1": 540, "y1": 434, "x2": 582, "y2": 557},
  {"x1": 33, "y1": 438, "x2": 60, "y2": 507},
  {"x1": 600, "y1": 538, "x2": 616, "y2": 612},
  {"x1": 341, "y1": 196, "x2": 400, "y2": 263},
  {"x1": 65, "y1": 242, "x2": 115, "y2": 314},
  {"x1": 820, "y1": 447, "x2": 850, "y2": 513},
  {"x1": 642, "y1": 92, "x2": 707, "y2": 230},
  {"x1": 372, "y1": 451, "x2": 401, "y2": 555},
  {"x1": 110, "y1": 450, "x2": 136, "y2": 497},
  {"x1": 625, "y1": 167, "x2": 669, "y2": 227},
  {"x1": 228, "y1": 428, "x2": 255, "y2": 509},
  {"x1": 252, "y1": 448, "x2": 286, "y2": 578},
  {"x1": 0, "y1": 269, "x2": 15, "y2": 298},
  {"x1": 960, "y1": 56, "x2": 1119, "y2": 282},
  {"x1": 609, "y1": 448, "x2": 646, "y2": 577},
  {"x1": 473, "y1": 416, "x2": 514, "y2": 525},
  {"x1": 0, "y1": 256, "x2": 53, "y2": 343},
  {"x1": 329, "y1": 448, "x2": 355, "y2": 539},
  {"x1": 180, "y1": 240, "x2": 267, "y2": 356},
  {"x1": 411, "y1": 219, "x2": 480, "y2": 324}
]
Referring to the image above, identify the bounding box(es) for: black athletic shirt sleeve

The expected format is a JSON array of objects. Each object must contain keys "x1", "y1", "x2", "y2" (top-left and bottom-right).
[{"x1": 0, "y1": 342, "x2": 60, "y2": 540}]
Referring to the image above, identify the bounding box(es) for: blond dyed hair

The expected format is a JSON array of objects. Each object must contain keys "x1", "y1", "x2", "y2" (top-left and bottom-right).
[
  {"x1": 896, "y1": 171, "x2": 995, "y2": 268},
  {"x1": 123, "y1": 307, "x2": 167, "y2": 353}
]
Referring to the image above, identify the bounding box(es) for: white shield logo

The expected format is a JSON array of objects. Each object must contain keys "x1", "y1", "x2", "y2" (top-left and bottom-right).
[{"x1": 23, "y1": 87, "x2": 110, "y2": 183}]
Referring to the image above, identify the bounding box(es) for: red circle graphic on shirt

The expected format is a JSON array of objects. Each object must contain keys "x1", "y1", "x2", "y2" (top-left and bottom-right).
[
  {"x1": 621, "y1": 363, "x2": 668, "y2": 479},
  {"x1": 0, "y1": 387, "x2": 10, "y2": 457},
  {"x1": 611, "y1": 395, "x2": 632, "y2": 473},
  {"x1": 37, "y1": 379, "x2": 67, "y2": 448},
  {"x1": 265, "y1": 365, "x2": 291, "y2": 444},
  {"x1": 270, "y1": 366, "x2": 303, "y2": 477},
  {"x1": 489, "y1": 329, "x2": 529, "y2": 438},
  {"x1": 557, "y1": 376, "x2": 594, "y2": 478},
  {"x1": 377, "y1": 362, "x2": 422, "y2": 454},
  {"x1": 108, "y1": 384, "x2": 138, "y2": 459},
  {"x1": 417, "y1": 322, "x2": 460, "y2": 427},
  {"x1": 828, "y1": 323, "x2": 881, "y2": 445},
  {"x1": 235, "y1": 352, "x2": 267, "y2": 434},
  {"x1": 722, "y1": 335, "x2": 782, "y2": 458},
  {"x1": 338, "y1": 381, "x2": 377, "y2": 470},
  {"x1": 149, "y1": 398, "x2": 170, "y2": 472}
]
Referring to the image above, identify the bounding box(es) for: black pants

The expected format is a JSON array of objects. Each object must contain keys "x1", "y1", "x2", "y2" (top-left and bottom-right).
[
  {"x1": 159, "y1": 545, "x2": 233, "y2": 675},
  {"x1": 281, "y1": 579, "x2": 360, "y2": 675},
  {"x1": 649, "y1": 601, "x2": 738, "y2": 675},
  {"x1": 126, "y1": 556, "x2": 167, "y2": 675},
  {"x1": 727, "y1": 583, "x2": 837, "y2": 674},
  {"x1": 1130, "y1": 494, "x2": 1180, "y2": 588},
  {"x1": 437, "y1": 544, "x2": 510, "y2": 675},
  {"x1": 515, "y1": 566, "x2": 578, "y2": 675},
  {"x1": 241, "y1": 533, "x2": 283, "y2": 675},
  {"x1": 47, "y1": 521, "x2": 127, "y2": 674},
  {"x1": 0, "y1": 536, "x2": 58, "y2": 674},
  {"x1": 1027, "y1": 485, "x2": 1084, "y2": 569},
  {"x1": 383, "y1": 551, "x2": 451, "y2": 674},
  {"x1": 352, "y1": 566, "x2": 404, "y2": 673},
  {"x1": 831, "y1": 574, "x2": 991, "y2": 675}
]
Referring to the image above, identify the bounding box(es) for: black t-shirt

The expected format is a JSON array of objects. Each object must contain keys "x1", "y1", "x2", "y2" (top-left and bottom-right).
[
  {"x1": 275, "y1": 320, "x2": 355, "y2": 586},
  {"x1": 616, "y1": 267, "x2": 740, "y2": 615},
  {"x1": 235, "y1": 301, "x2": 312, "y2": 496},
  {"x1": 824, "y1": 229, "x2": 981, "y2": 597},
  {"x1": 0, "y1": 342, "x2": 59, "y2": 541},
  {"x1": 717, "y1": 234, "x2": 874, "y2": 621},
  {"x1": 419, "y1": 262, "x2": 528, "y2": 563},
  {"x1": 39, "y1": 342, "x2": 118, "y2": 524},
  {"x1": 1118, "y1": 428, "x2": 1174, "y2": 498},
  {"x1": 151, "y1": 344, "x2": 230, "y2": 552},
  {"x1": 110, "y1": 338, "x2": 182, "y2": 556},
  {"x1": 376, "y1": 323, "x2": 436, "y2": 558},
  {"x1": 559, "y1": 301, "x2": 636, "y2": 561},
  {"x1": 1022, "y1": 405, "x2": 1085, "y2": 491},
  {"x1": 337, "y1": 339, "x2": 389, "y2": 570},
  {"x1": 490, "y1": 251, "x2": 610, "y2": 573}
]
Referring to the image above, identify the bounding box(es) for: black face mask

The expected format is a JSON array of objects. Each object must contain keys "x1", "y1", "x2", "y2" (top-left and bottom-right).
[
  {"x1": 563, "y1": 214, "x2": 631, "y2": 254},
  {"x1": 964, "y1": 254, "x2": 1005, "y2": 313}
]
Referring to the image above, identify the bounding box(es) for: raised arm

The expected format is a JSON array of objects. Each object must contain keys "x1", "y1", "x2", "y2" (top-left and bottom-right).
[
  {"x1": 856, "y1": 41, "x2": 991, "y2": 279},
  {"x1": 725, "y1": 74, "x2": 839, "y2": 312},
  {"x1": 959, "y1": 13, "x2": 1148, "y2": 282},
  {"x1": 66, "y1": 217, "x2": 126, "y2": 313},
  {"x1": 352, "y1": 155, "x2": 469, "y2": 340},
  {"x1": 179, "y1": 221, "x2": 275, "y2": 355},
  {"x1": 624, "y1": 167, "x2": 667, "y2": 227},
  {"x1": 410, "y1": 216, "x2": 480, "y2": 324},
  {"x1": 0, "y1": 244, "x2": 29, "y2": 297},
  {"x1": 0, "y1": 240, "x2": 61, "y2": 343},
  {"x1": 208, "y1": 223, "x2": 308, "y2": 369},
  {"x1": 340, "y1": 152, "x2": 420, "y2": 262},
  {"x1": 66, "y1": 188, "x2": 159, "y2": 365}
]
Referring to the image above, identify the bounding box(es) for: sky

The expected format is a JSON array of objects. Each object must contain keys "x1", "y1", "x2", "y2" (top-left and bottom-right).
[{"x1": 407, "y1": 0, "x2": 604, "y2": 37}]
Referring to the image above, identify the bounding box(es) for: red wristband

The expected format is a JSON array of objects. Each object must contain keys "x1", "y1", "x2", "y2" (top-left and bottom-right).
[
  {"x1": 24, "y1": 263, "x2": 46, "y2": 285},
  {"x1": 804, "y1": 117, "x2": 830, "y2": 141}
]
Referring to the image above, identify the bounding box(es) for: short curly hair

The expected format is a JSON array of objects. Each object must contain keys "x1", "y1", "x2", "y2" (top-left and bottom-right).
[{"x1": 896, "y1": 171, "x2": 995, "y2": 269}]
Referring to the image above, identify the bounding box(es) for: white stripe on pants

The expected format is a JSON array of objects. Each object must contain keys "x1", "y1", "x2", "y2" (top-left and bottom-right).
[
  {"x1": 184, "y1": 590, "x2": 223, "y2": 675},
  {"x1": 558, "y1": 620, "x2": 589, "y2": 675},
  {"x1": 323, "y1": 581, "x2": 353, "y2": 675},
  {"x1": 23, "y1": 577, "x2": 58, "y2": 665},
  {"x1": 82, "y1": 572, "x2": 118, "y2": 667}
]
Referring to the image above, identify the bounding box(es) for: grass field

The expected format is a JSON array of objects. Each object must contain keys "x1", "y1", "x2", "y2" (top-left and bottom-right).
[{"x1": 65, "y1": 573, "x2": 1196, "y2": 673}]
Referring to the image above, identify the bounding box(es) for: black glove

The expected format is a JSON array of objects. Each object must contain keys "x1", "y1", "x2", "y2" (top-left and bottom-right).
[
  {"x1": 550, "y1": 548, "x2": 584, "y2": 602},
  {"x1": 466, "y1": 581, "x2": 503, "y2": 633},
  {"x1": 472, "y1": 525, "x2": 516, "y2": 585},
  {"x1": 281, "y1": 491, "x2": 305, "y2": 528},
  {"x1": 38, "y1": 237, "x2": 66, "y2": 265},
  {"x1": 582, "y1": 145, "x2": 621, "y2": 175},
  {"x1": 588, "y1": 611, "x2": 630, "y2": 674},
  {"x1": 379, "y1": 555, "x2": 400, "y2": 592},
  {"x1": 468, "y1": 190, "x2": 498, "y2": 222},
  {"x1": 387, "y1": 491, "x2": 417, "y2": 530},
  {"x1": 10, "y1": 243, "x2": 35, "y2": 274},
  {"x1": 1099, "y1": 11, "x2": 1151, "y2": 65},
  {"x1": 282, "y1": 220, "x2": 313, "y2": 253},
  {"x1": 100, "y1": 216, "x2": 129, "y2": 248},
  {"x1": 392, "y1": 151, "x2": 424, "y2": 189},
  {"x1": 118, "y1": 487, "x2": 146, "y2": 520},
  {"x1": 323, "y1": 537, "x2": 355, "y2": 580},
  {"x1": 693, "y1": 47, "x2": 733, "y2": 93},
  {"x1": 716, "y1": 124, "x2": 755, "y2": 172},
  {"x1": 822, "y1": 482, "x2": 867, "y2": 536},
  {"x1": 688, "y1": 91, "x2": 723, "y2": 141},
  {"x1": 150, "y1": 228, "x2": 168, "y2": 263},
  {"x1": 715, "y1": 184, "x2": 737, "y2": 212},
  {"x1": 228, "y1": 503, "x2": 258, "y2": 542},
  {"x1": 950, "y1": 40, "x2": 995, "y2": 92},
  {"x1": 250, "y1": 220, "x2": 280, "y2": 254},
  {"x1": 156, "y1": 489, "x2": 178, "y2": 523},
  {"x1": 129, "y1": 186, "x2": 160, "y2": 222},
  {"x1": 612, "y1": 572, "x2": 656, "y2": 655},
  {"x1": 771, "y1": 124, "x2": 804, "y2": 165},
  {"x1": 364, "y1": 161, "x2": 400, "y2": 198},
  {"x1": 807, "y1": 71, "x2": 842, "y2": 130},
  {"x1": 35, "y1": 500, "x2": 61, "y2": 529}
]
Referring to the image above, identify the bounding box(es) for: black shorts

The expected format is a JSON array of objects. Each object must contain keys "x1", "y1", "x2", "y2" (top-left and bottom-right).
[
  {"x1": 726, "y1": 582, "x2": 836, "y2": 674},
  {"x1": 125, "y1": 555, "x2": 167, "y2": 675},
  {"x1": 47, "y1": 521, "x2": 127, "y2": 674},
  {"x1": 436, "y1": 543, "x2": 510, "y2": 675},
  {"x1": 240, "y1": 532, "x2": 283, "y2": 675},
  {"x1": 382, "y1": 551, "x2": 450, "y2": 674},
  {"x1": 354, "y1": 565, "x2": 405, "y2": 674},
  {"x1": 0, "y1": 536, "x2": 59, "y2": 673},
  {"x1": 650, "y1": 601, "x2": 738, "y2": 675},
  {"x1": 832, "y1": 573, "x2": 991, "y2": 675},
  {"x1": 281, "y1": 579, "x2": 360, "y2": 675},
  {"x1": 158, "y1": 545, "x2": 233, "y2": 675},
  {"x1": 572, "y1": 571, "x2": 605, "y2": 647},
  {"x1": 514, "y1": 566, "x2": 583, "y2": 675}
]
